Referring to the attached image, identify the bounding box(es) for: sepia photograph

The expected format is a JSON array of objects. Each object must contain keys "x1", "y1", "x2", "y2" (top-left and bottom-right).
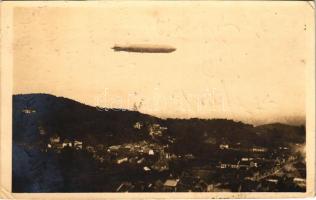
[{"x1": 0, "y1": 1, "x2": 315, "y2": 198}]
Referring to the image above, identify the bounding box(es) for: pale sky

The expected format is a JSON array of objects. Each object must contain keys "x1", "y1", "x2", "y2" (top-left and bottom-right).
[{"x1": 13, "y1": 2, "x2": 314, "y2": 125}]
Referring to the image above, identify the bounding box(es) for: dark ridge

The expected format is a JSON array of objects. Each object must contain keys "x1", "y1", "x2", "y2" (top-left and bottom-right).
[{"x1": 13, "y1": 93, "x2": 305, "y2": 146}]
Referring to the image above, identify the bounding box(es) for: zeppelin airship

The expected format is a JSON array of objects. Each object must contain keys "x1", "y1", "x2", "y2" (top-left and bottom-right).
[{"x1": 112, "y1": 44, "x2": 176, "y2": 53}]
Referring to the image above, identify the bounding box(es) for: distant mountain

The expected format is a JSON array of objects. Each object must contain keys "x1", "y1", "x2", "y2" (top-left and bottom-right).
[
  {"x1": 254, "y1": 123, "x2": 305, "y2": 145},
  {"x1": 13, "y1": 93, "x2": 305, "y2": 147}
]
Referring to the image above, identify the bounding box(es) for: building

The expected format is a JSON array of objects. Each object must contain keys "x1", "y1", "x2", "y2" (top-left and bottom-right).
[
  {"x1": 21, "y1": 108, "x2": 36, "y2": 114},
  {"x1": 163, "y1": 179, "x2": 179, "y2": 192},
  {"x1": 86, "y1": 146, "x2": 95, "y2": 153},
  {"x1": 74, "y1": 140, "x2": 83, "y2": 149},
  {"x1": 50, "y1": 135, "x2": 60, "y2": 144},
  {"x1": 249, "y1": 161, "x2": 258, "y2": 168},
  {"x1": 143, "y1": 166, "x2": 151, "y2": 171},
  {"x1": 219, "y1": 144, "x2": 229, "y2": 150},
  {"x1": 251, "y1": 147, "x2": 267, "y2": 152},
  {"x1": 117, "y1": 157, "x2": 128, "y2": 164},
  {"x1": 148, "y1": 149, "x2": 155, "y2": 155},
  {"x1": 184, "y1": 154, "x2": 195, "y2": 159},
  {"x1": 207, "y1": 184, "x2": 214, "y2": 192},
  {"x1": 133, "y1": 122, "x2": 143, "y2": 130},
  {"x1": 137, "y1": 158, "x2": 145, "y2": 164},
  {"x1": 241, "y1": 157, "x2": 254, "y2": 161},
  {"x1": 293, "y1": 178, "x2": 306, "y2": 188},
  {"x1": 218, "y1": 162, "x2": 240, "y2": 169},
  {"x1": 55, "y1": 143, "x2": 63, "y2": 152},
  {"x1": 152, "y1": 159, "x2": 169, "y2": 172},
  {"x1": 149, "y1": 124, "x2": 167, "y2": 138},
  {"x1": 116, "y1": 182, "x2": 135, "y2": 192},
  {"x1": 62, "y1": 139, "x2": 72, "y2": 148},
  {"x1": 108, "y1": 145, "x2": 120, "y2": 151},
  {"x1": 266, "y1": 179, "x2": 278, "y2": 184}
]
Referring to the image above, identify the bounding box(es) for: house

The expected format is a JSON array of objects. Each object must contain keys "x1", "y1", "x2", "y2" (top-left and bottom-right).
[
  {"x1": 95, "y1": 156, "x2": 105, "y2": 163},
  {"x1": 74, "y1": 140, "x2": 83, "y2": 149},
  {"x1": 143, "y1": 166, "x2": 151, "y2": 171},
  {"x1": 218, "y1": 163, "x2": 240, "y2": 169},
  {"x1": 86, "y1": 146, "x2": 95, "y2": 153},
  {"x1": 184, "y1": 154, "x2": 195, "y2": 159},
  {"x1": 137, "y1": 158, "x2": 145, "y2": 164},
  {"x1": 266, "y1": 179, "x2": 278, "y2": 184},
  {"x1": 128, "y1": 157, "x2": 138, "y2": 163},
  {"x1": 168, "y1": 138, "x2": 176, "y2": 143},
  {"x1": 163, "y1": 179, "x2": 179, "y2": 192},
  {"x1": 152, "y1": 159, "x2": 169, "y2": 172},
  {"x1": 133, "y1": 122, "x2": 143, "y2": 130},
  {"x1": 207, "y1": 184, "x2": 214, "y2": 192},
  {"x1": 219, "y1": 144, "x2": 229, "y2": 150},
  {"x1": 250, "y1": 161, "x2": 258, "y2": 168},
  {"x1": 251, "y1": 147, "x2": 267, "y2": 152},
  {"x1": 230, "y1": 164, "x2": 240, "y2": 169},
  {"x1": 241, "y1": 157, "x2": 254, "y2": 161},
  {"x1": 164, "y1": 179, "x2": 179, "y2": 187},
  {"x1": 55, "y1": 143, "x2": 63, "y2": 152},
  {"x1": 62, "y1": 139, "x2": 72, "y2": 148},
  {"x1": 218, "y1": 163, "x2": 228, "y2": 169},
  {"x1": 116, "y1": 182, "x2": 135, "y2": 192},
  {"x1": 117, "y1": 157, "x2": 128, "y2": 164},
  {"x1": 293, "y1": 178, "x2": 306, "y2": 188},
  {"x1": 21, "y1": 108, "x2": 36, "y2": 114},
  {"x1": 225, "y1": 163, "x2": 238, "y2": 169},
  {"x1": 108, "y1": 145, "x2": 120, "y2": 151},
  {"x1": 148, "y1": 149, "x2": 155, "y2": 155},
  {"x1": 50, "y1": 135, "x2": 60, "y2": 144}
]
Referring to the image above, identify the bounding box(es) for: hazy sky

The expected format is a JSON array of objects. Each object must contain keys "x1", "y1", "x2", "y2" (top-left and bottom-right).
[{"x1": 13, "y1": 2, "x2": 314, "y2": 125}]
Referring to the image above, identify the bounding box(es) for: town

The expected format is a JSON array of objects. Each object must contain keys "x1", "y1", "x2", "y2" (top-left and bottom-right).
[
  {"x1": 14, "y1": 99, "x2": 306, "y2": 192},
  {"x1": 40, "y1": 121, "x2": 306, "y2": 192}
]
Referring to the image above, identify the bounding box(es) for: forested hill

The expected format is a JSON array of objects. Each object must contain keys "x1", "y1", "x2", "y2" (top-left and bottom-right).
[{"x1": 13, "y1": 93, "x2": 305, "y2": 147}]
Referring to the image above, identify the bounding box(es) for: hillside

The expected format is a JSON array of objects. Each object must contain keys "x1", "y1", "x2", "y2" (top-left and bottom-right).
[{"x1": 13, "y1": 93, "x2": 305, "y2": 147}]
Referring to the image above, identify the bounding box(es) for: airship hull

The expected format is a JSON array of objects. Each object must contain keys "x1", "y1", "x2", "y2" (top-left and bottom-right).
[{"x1": 112, "y1": 44, "x2": 176, "y2": 53}]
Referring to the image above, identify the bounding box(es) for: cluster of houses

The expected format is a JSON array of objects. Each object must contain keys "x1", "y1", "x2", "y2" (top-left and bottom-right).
[
  {"x1": 148, "y1": 123, "x2": 168, "y2": 138},
  {"x1": 105, "y1": 140, "x2": 176, "y2": 172},
  {"x1": 218, "y1": 144, "x2": 268, "y2": 153},
  {"x1": 133, "y1": 121, "x2": 168, "y2": 139},
  {"x1": 43, "y1": 121, "x2": 304, "y2": 192},
  {"x1": 217, "y1": 158, "x2": 258, "y2": 170},
  {"x1": 114, "y1": 160, "x2": 306, "y2": 192},
  {"x1": 46, "y1": 134, "x2": 176, "y2": 173},
  {"x1": 114, "y1": 169, "x2": 231, "y2": 192},
  {"x1": 47, "y1": 135, "x2": 83, "y2": 152}
]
